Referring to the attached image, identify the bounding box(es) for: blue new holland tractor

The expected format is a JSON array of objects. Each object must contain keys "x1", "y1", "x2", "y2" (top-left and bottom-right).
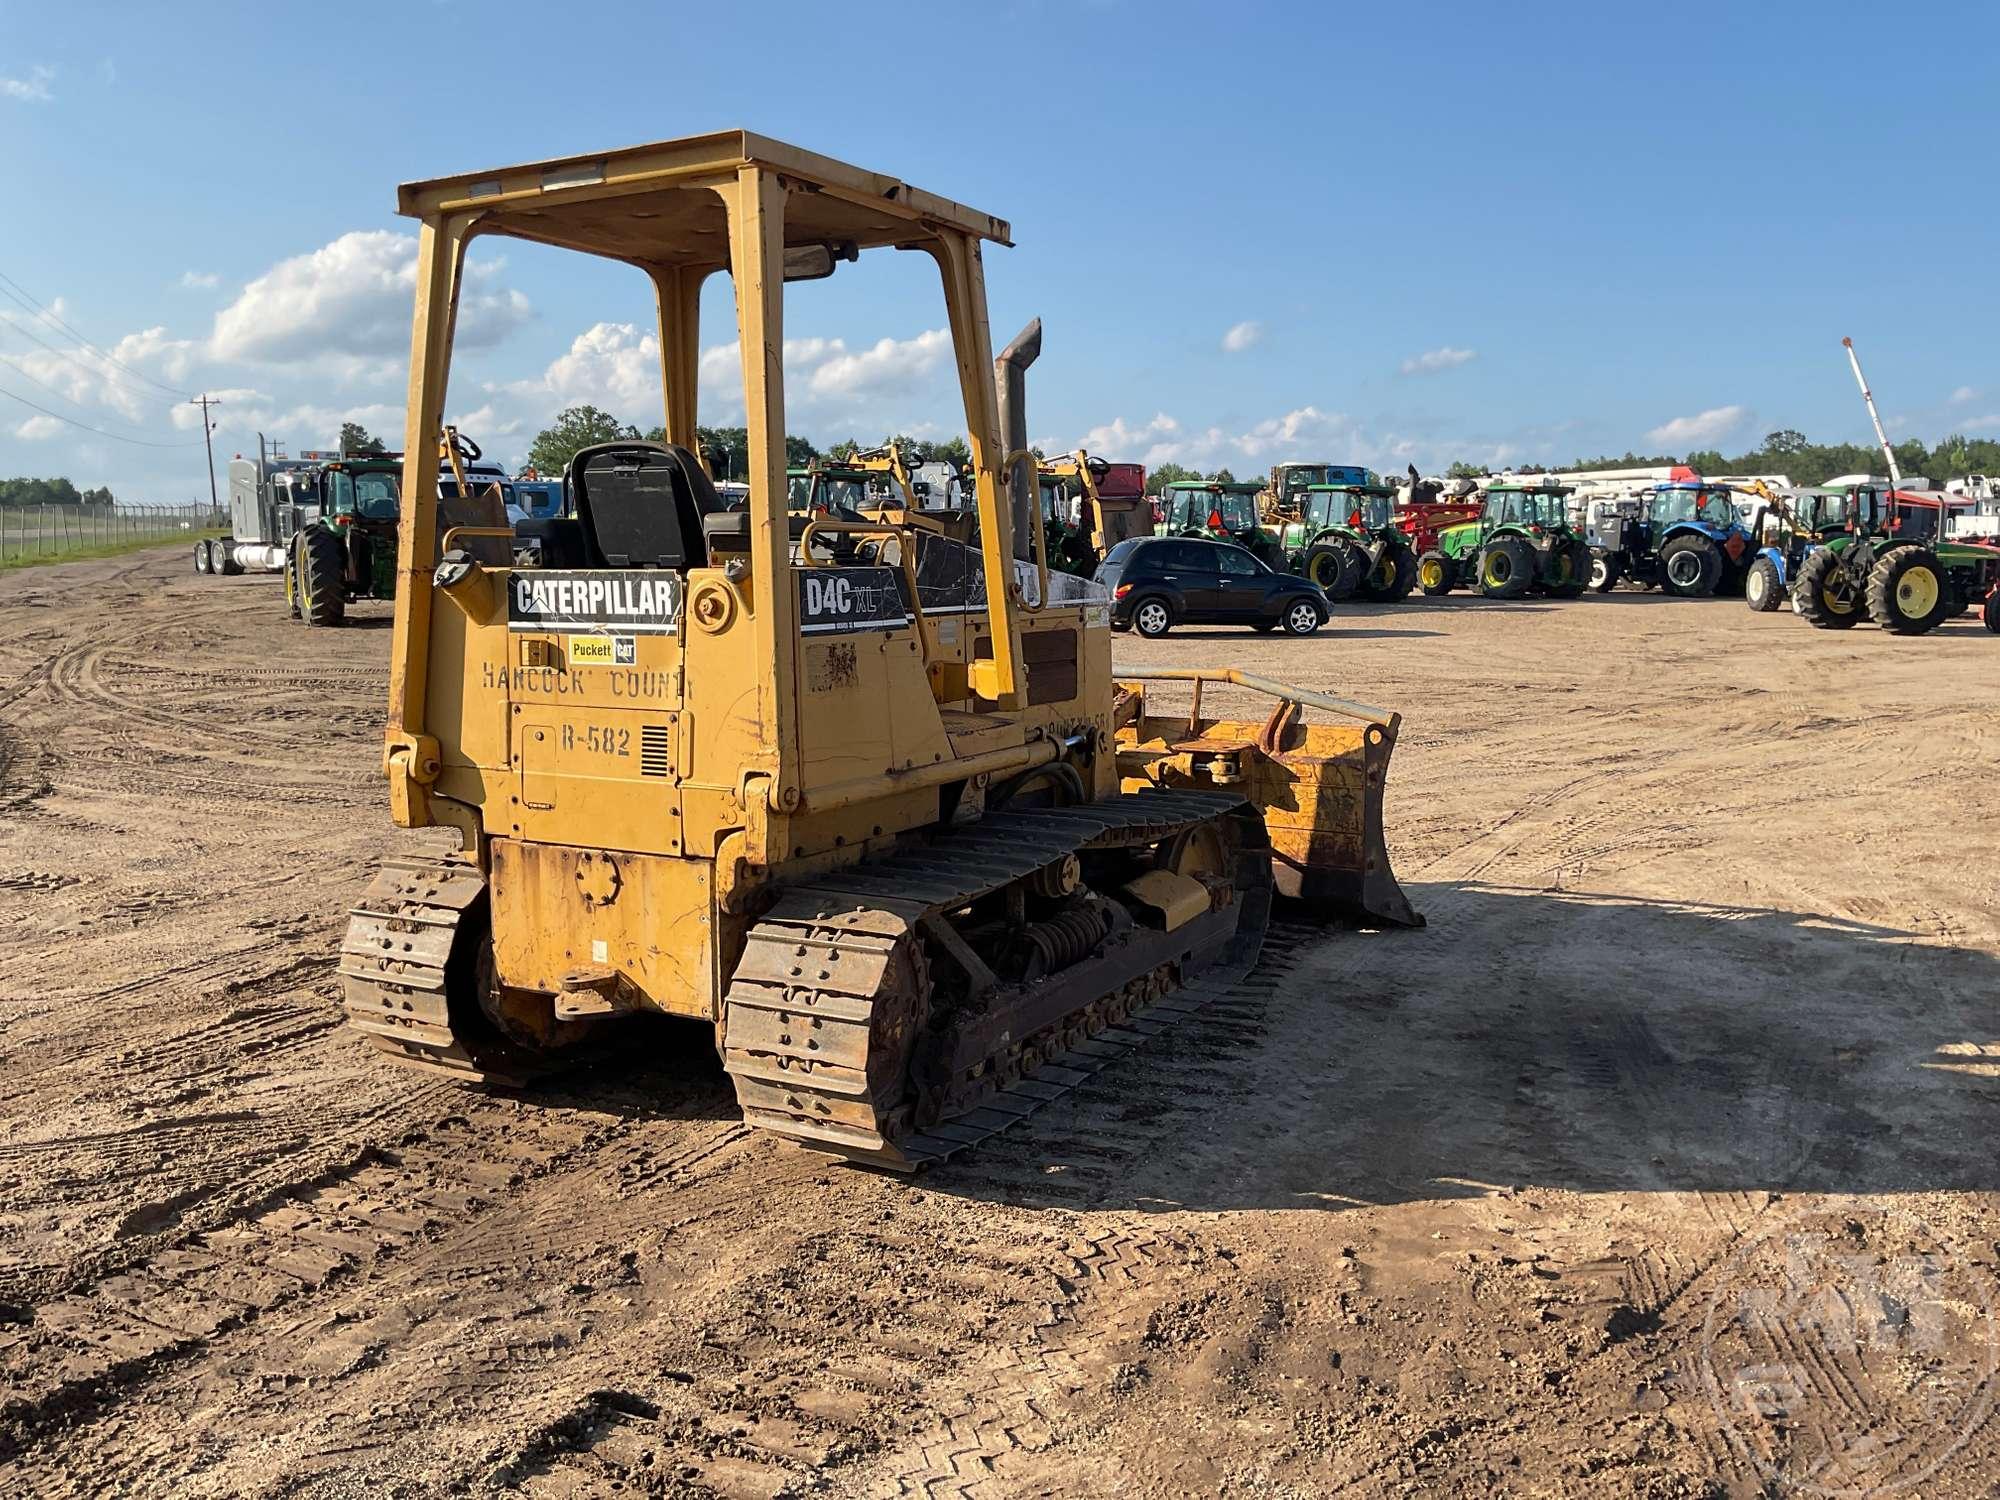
[{"x1": 1587, "y1": 481, "x2": 1761, "y2": 597}]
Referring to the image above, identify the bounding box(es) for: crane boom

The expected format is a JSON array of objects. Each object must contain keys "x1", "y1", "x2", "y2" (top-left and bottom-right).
[{"x1": 1842, "y1": 336, "x2": 1901, "y2": 485}]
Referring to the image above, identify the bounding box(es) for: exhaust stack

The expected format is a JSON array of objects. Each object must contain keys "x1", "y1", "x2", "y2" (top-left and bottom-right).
[{"x1": 996, "y1": 319, "x2": 1042, "y2": 560}]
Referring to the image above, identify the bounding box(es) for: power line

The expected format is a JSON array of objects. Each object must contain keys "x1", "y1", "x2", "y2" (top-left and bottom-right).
[
  {"x1": 0, "y1": 349, "x2": 191, "y2": 436},
  {"x1": 0, "y1": 383, "x2": 211, "y2": 448},
  {"x1": 0, "y1": 303, "x2": 190, "y2": 413},
  {"x1": 0, "y1": 266, "x2": 191, "y2": 400}
]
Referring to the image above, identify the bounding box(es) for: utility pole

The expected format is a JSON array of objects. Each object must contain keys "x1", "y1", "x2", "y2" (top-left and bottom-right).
[{"x1": 190, "y1": 393, "x2": 222, "y2": 518}]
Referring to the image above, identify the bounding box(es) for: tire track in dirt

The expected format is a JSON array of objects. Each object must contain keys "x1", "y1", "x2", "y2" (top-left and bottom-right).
[
  {"x1": 7, "y1": 553, "x2": 2000, "y2": 1494},
  {"x1": 13, "y1": 1096, "x2": 783, "y2": 1497},
  {"x1": 465, "y1": 929, "x2": 1321, "y2": 1498},
  {"x1": 0, "y1": 1096, "x2": 610, "y2": 1472},
  {"x1": 825, "y1": 923, "x2": 1323, "y2": 1496}
]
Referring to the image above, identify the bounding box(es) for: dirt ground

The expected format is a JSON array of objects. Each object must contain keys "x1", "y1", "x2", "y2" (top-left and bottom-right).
[{"x1": 2, "y1": 547, "x2": 1997, "y2": 1498}]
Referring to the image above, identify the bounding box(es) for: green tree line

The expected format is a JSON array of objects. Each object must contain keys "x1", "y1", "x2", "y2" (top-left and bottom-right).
[
  {"x1": 527, "y1": 407, "x2": 2000, "y2": 496},
  {"x1": 1143, "y1": 463, "x2": 1238, "y2": 488},
  {"x1": 0, "y1": 477, "x2": 118, "y2": 508},
  {"x1": 523, "y1": 405, "x2": 981, "y2": 480},
  {"x1": 1451, "y1": 429, "x2": 2000, "y2": 487}
]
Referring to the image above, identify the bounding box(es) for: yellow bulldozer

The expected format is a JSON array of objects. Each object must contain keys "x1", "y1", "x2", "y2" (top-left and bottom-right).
[
  {"x1": 340, "y1": 131, "x2": 1418, "y2": 1170},
  {"x1": 845, "y1": 440, "x2": 976, "y2": 543},
  {"x1": 1037, "y1": 449, "x2": 1151, "y2": 575}
]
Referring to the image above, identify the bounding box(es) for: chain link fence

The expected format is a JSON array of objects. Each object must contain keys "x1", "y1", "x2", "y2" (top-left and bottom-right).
[{"x1": 0, "y1": 504, "x2": 224, "y2": 566}]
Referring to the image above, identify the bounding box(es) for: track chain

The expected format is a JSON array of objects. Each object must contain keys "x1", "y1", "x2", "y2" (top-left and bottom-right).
[
  {"x1": 723, "y1": 788, "x2": 1268, "y2": 1170},
  {"x1": 337, "y1": 857, "x2": 510, "y2": 1082}
]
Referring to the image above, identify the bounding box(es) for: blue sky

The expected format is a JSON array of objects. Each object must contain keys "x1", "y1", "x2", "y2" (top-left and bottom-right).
[{"x1": 2, "y1": 0, "x2": 1996, "y2": 499}]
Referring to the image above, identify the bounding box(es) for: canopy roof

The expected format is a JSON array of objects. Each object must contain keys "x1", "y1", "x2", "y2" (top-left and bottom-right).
[{"x1": 397, "y1": 129, "x2": 1012, "y2": 267}]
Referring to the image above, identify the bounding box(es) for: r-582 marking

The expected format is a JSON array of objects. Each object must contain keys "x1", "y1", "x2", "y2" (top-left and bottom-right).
[{"x1": 560, "y1": 723, "x2": 630, "y2": 756}]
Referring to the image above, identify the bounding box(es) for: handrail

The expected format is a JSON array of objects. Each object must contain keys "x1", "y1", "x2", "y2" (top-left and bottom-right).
[
  {"x1": 1115, "y1": 666, "x2": 1395, "y2": 728},
  {"x1": 439, "y1": 524, "x2": 515, "y2": 553},
  {"x1": 439, "y1": 523, "x2": 515, "y2": 572},
  {"x1": 793, "y1": 516, "x2": 937, "y2": 664}
]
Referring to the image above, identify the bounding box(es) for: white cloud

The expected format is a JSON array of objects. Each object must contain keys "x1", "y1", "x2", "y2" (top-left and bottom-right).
[
  {"x1": 1051, "y1": 405, "x2": 1381, "y2": 473},
  {"x1": 1220, "y1": 321, "x2": 1263, "y2": 354},
  {"x1": 805, "y1": 329, "x2": 951, "y2": 399},
  {"x1": 162, "y1": 392, "x2": 402, "y2": 455},
  {"x1": 1399, "y1": 346, "x2": 1477, "y2": 376},
  {"x1": 1063, "y1": 413, "x2": 1183, "y2": 457},
  {"x1": 209, "y1": 230, "x2": 529, "y2": 366},
  {"x1": 166, "y1": 387, "x2": 269, "y2": 430},
  {"x1": 1041, "y1": 406, "x2": 1591, "y2": 478},
  {"x1": 273, "y1": 401, "x2": 405, "y2": 442},
  {"x1": 2, "y1": 65, "x2": 53, "y2": 103},
  {"x1": 14, "y1": 415, "x2": 64, "y2": 440},
  {"x1": 1644, "y1": 404, "x2": 1750, "y2": 449},
  {"x1": 1950, "y1": 386, "x2": 1978, "y2": 405},
  {"x1": 477, "y1": 321, "x2": 957, "y2": 456},
  {"x1": 179, "y1": 271, "x2": 220, "y2": 290},
  {"x1": 0, "y1": 307, "x2": 198, "y2": 421},
  {"x1": 534, "y1": 321, "x2": 667, "y2": 414}
]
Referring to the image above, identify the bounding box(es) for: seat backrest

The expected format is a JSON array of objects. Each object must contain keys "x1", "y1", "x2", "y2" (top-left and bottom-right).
[
  {"x1": 566, "y1": 442, "x2": 721, "y2": 570},
  {"x1": 514, "y1": 516, "x2": 590, "y2": 569}
]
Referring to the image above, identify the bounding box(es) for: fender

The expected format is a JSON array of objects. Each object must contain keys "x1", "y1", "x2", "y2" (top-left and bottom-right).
[{"x1": 1657, "y1": 520, "x2": 1717, "y2": 544}]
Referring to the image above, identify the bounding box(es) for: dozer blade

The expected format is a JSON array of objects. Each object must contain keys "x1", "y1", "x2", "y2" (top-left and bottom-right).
[{"x1": 1113, "y1": 669, "x2": 1423, "y2": 929}]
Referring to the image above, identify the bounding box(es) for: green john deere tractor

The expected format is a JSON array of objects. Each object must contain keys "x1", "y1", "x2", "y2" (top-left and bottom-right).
[
  {"x1": 1274, "y1": 480, "x2": 1417, "y2": 602},
  {"x1": 1416, "y1": 481, "x2": 1591, "y2": 600},
  {"x1": 285, "y1": 455, "x2": 402, "y2": 626},
  {"x1": 1037, "y1": 470, "x2": 1093, "y2": 576},
  {"x1": 1790, "y1": 483, "x2": 2000, "y2": 635},
  {"x1": 1156, "y1": 479, "x2": 1284, "y2": 568}
]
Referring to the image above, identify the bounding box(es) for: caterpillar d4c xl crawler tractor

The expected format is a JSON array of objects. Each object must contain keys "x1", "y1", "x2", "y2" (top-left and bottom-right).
[{"x1": 339, "y1": 132, "x2": 1417, "y2": 1170}]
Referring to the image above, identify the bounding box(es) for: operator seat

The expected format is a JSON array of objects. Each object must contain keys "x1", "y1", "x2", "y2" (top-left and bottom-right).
[{"x1": 567, "y1": 441, "x2": 722, "y2": 569}]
